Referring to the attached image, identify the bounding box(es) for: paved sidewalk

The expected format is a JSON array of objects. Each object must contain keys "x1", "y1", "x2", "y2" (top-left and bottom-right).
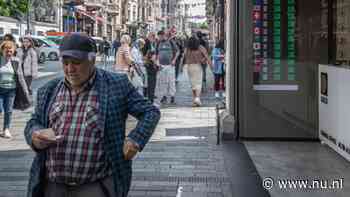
[{"x1": 0, "y1": 67, "x2": 232, "y2": 197}]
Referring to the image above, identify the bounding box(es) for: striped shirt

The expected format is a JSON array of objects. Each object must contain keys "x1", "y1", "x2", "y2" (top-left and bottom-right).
[{"x1": 46, "y1": 72, "x2": 112, "y2": 185}]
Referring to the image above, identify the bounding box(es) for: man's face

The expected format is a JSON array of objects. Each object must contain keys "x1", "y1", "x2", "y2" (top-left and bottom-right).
[
  {"x1": 23, "y1": 39, "x2": 31, "y2": 49},
  {"x1": 62, "y1": 57, "x2": 94, "y2": 88},
  {"x1": 158, "y1": 34, "x2": 165, "y2": 41}
]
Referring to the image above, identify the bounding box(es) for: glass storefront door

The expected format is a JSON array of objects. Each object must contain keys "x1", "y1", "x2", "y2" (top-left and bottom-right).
[{"x1": 239, "y1": 0, "x2": 329, "y2": 139}]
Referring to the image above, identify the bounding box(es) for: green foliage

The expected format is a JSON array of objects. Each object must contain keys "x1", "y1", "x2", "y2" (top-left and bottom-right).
[
  {"x1": 0, "y1": 0, "x2": 28, "y2": 18},
  {"x1": 199, "y1": 22, "x2": 209, "y2": 29}
]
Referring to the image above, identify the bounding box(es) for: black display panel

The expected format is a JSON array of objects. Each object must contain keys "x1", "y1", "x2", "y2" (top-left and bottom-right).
[{"x1": 252, "y1": 0, "x2": 297, "y2": 89}]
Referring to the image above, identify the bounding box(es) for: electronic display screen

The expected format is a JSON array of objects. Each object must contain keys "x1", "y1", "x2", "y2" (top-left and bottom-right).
[{"x1": 252, "y1": 0, "x2": 297, "y2": 87}]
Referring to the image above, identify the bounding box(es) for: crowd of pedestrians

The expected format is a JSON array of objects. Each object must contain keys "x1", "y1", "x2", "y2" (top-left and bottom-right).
[
  {"x1": 105, "y1": 28, "x2": 226, "y2": 107},
  {"x1": 0, "y1": 30, "x2": 226, "y2": 197},
  {"x1": 0, "y1": 29, "x2": 226, "y2": 138}
]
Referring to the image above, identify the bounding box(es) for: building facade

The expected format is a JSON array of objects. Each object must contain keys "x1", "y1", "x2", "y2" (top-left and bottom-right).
[
  {"x1": 63, "y1": 0, "x2": 121, "y2": 40},
  {"x1": 137, "y1": 0, "x2": 159, "y2": 36},
  {"x1": 0, "y1": 0, "x2": 60, "y2": 37},
  {"x1": 206, "y1": 0, "x2": 225, "y2": 43},
  {"x1": 0, "y1": 0, "x2": 163, "y2": 40}
]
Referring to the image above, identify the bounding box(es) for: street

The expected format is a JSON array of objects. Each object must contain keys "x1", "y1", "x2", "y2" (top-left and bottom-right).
[
  {"x1": 32, "y1": 61, "x2": 63, "y2": 94},
  {"x1": 0, "y1": 61, "x2": 233, "y2": 197}
]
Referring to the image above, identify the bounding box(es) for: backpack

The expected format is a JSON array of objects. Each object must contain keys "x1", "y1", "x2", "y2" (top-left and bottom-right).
[{"x1": 156, "y1": 40, "x2": 177, "y2": 58}]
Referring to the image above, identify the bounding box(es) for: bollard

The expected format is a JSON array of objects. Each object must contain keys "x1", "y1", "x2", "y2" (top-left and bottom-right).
[{"x1": 216, "y1": 103, "x2": 220, "y2": 145}]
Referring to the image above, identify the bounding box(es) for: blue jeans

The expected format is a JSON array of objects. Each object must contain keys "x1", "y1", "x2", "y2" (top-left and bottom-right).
[{"x1": 0, "y1": 88, "x2": 16, "y2": 130}]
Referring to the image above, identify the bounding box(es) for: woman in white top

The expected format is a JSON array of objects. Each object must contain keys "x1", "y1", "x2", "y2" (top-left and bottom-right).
[{"x1": 0, "y1": 41, "x2": 30, "y2": 138}]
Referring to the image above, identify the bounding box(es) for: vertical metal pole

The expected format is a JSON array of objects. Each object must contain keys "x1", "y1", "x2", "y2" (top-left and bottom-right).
[
  {"x1": 328, "y1": 0, "x2": 334, "y2": 64},
  {"x1": 27, "y1": 0, "x2": 30, "y2": 34},
  {"x1": 216, "y1": 104, "x2": 220, "y2": 145}
]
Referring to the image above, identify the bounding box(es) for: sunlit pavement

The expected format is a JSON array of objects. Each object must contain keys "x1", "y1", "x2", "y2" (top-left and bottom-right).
[{"x1": 0, "y1": 61, "x2": 232, "y2": 197}]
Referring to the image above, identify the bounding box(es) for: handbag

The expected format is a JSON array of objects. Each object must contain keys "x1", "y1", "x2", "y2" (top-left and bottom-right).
[
  {"x1": 11, "y1": 60, "x2": 31, "y2": 110},
  {"x1": 129, "y1": 63, "x2": 145, "y2": 88}
]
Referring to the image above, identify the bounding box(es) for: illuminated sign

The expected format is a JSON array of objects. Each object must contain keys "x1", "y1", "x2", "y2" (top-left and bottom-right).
[{"x1": 253, "y1": 0, "x2": 298, "y2": 90}]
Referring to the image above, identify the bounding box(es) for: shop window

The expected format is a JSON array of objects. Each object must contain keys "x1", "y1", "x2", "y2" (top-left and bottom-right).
[
  {"x1": 11, "y1": 29, "x2": 19, "y2": 35},
  {"x1": 333, "y1": 0, "x2": 350, "y2": 65}
]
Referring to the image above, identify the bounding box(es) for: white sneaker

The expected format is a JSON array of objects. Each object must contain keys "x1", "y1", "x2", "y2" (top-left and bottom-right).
[
  {"x1": 222, "y1": 92, "x2": 226, "y2": 98},
  {"x1": 3, "y1": 129, "x2": 12, "y2": 138},
  {"x1": 215, "y1": 92, "x2": 220, "y2": 98},
  {"x1": 193, "y1": 97, "x2": 202, "y2": 107}
]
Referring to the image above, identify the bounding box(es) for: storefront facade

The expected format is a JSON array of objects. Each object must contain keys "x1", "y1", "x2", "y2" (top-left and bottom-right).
[{"x1": 224, "y1": 0, "x2": 348, "y2": 139}]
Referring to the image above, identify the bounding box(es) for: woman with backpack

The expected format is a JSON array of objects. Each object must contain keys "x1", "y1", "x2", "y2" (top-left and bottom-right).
[
  {"x1": 16, "y1": 36, "x2": 38, "y2": 95},
  {"x1": 211, "y1": 40, "x2": 225, "y2": 99},
  {"x1": 183, "y1": 36, "x2": 211, "y2": 107}
]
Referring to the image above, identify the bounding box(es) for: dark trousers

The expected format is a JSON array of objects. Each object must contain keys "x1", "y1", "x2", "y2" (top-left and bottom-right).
[
  {"x1": 201, "y1": 63, "x2": 207, "y2": 83},
  {"x1": 44, "y1": 176, "x2": 115, "y2": 197},
  {"x1": 146, "y1": 63, "x2": 158, "y2": 102},
  {"x1": 175, "y1": 54, "x2": 183, "y2": 80},
  {"x1": 24, "y1": 76, "x2": 32, "y2": 95},
  {"x1": 214, "y1": 74, "x2": 225, "y2": 91}
]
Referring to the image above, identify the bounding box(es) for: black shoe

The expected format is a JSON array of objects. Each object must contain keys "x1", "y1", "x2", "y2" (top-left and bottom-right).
[
  {"x1": 160, "y1": 96, "x2": 167, "y2": 104},
  {"x1": 170, "y1": 96, "x2": 176, "y2": 104}
]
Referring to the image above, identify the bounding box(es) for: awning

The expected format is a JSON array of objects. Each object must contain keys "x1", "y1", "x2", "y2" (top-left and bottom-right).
[{"x1": 76, "y1": 9, "x2": 95, "y2": 21}]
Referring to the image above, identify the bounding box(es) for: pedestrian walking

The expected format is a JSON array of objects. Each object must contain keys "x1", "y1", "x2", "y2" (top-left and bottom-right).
[
  {"x1": 16, "y1": 36, "x2": 38, "y2": 95},
  {"x1": 142, "y1": 32, "x2": 157, "y2": 102},
  {"x1": 131, "y1": 38, "x2": 146, "y2": 95},
  {"x1": 0, "y1": 41, "x2": 30, "y2": 138},
  {"x1": 196, "y1": 32, "x2": 209, "y2": 87},
  {"x1": 0, "y1": 34, "x2": 16, "y2": 113},
  {"x1": 168, "y1": 28, "x2": 181, "y2": 82},
  {"x1": 155, "y1": 30, "x2": 179, "y2": 105},
  {"x1": 102, "y1": 37, "x2": 111, "y2": 68},
  {"x1": 212, "y1": 40, "x2": 226, "y2": 98},
  {"x1": 24, "y1": 33, "x2": 160, "y2": 197},
  {"x1": 114, "y1": 34, "x2": 134, "y2": 77},
  {"x1": 183, "y1": 36, "x2": 211, "y2": 107},
  {"x1": 112, "y1": 38, "x2": 121, "y2": 62}
]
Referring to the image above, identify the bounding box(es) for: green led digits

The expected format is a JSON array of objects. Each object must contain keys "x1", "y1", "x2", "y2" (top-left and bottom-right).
[{"x1": 287, "y1": 1, "x2": 296, "y2": 81}]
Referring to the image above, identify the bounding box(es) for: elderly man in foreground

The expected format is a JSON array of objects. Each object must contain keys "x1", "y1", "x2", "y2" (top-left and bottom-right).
[{"x1": 24, "y1": 33, "x2": 160, "y2": 197}]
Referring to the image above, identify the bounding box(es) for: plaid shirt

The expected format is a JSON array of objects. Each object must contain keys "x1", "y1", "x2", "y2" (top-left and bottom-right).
[{"x1": 46, "y1": 72, "x2": 112, "y2": 185}]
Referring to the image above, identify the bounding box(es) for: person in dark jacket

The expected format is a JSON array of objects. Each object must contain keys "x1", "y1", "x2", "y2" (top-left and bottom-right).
[
  {"x1": 142, "y1": 32, "x2": 157, "y2": 102},
  {"x1": 112, "y1": 38, "x2": 121, "y2": 60},
  {"x1": 24, "y1": 33, "x2": 160, "y2": 197},
  {"x1": 102, "y1": 37, "x2": 111, "y2": 68}
]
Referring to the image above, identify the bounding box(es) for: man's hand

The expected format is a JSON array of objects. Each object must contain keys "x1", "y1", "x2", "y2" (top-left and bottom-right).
[
  {"x1": 123, "y1": 139, "x2": 140, "y2": 160},
  {"x1": 32, "y1": 128, "x2": 62, "y2": 150}
]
